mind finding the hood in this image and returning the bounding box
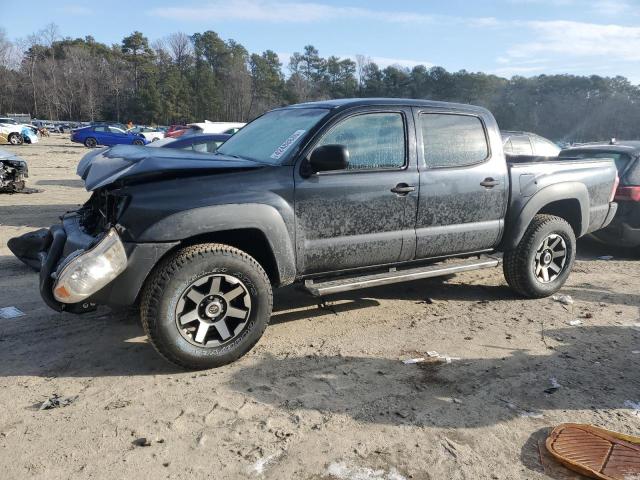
[77,144,265,191]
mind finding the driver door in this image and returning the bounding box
[294,108,419,274]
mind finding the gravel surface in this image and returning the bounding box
[0,136,639,480]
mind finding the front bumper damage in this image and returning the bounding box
[8,212,178,313]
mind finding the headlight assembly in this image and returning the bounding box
[53,229,127,303]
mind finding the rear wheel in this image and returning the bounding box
[503,214,576,298]
[140,243,273,369]
[8,133,23,145]
[84,137,97,148]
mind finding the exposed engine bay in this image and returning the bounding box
[0,149,29,192]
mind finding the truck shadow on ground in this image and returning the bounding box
[227,325,640,429]
[0,271,637,379]
[36,179,85,188]
[576,236,639,260]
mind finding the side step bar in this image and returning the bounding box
[303,256,501,297]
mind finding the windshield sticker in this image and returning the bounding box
[270,130,306,160]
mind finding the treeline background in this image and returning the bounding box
[1,24,639,142]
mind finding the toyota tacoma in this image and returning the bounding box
[9,99,619,369]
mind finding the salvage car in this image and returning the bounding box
[0,148,28,192]
[502,130,561,157]
[127,126,165,143]
[154,133,231,152]
[0,123,24,145]
[560,141,640,248]
[9,98,619,369]
[71,124,148,148]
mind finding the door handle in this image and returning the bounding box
[390,183,416,195]
[480,178,500,188]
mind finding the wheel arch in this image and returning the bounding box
[503,182,589,250]
[137,203,296,286]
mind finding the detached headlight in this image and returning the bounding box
[53,229,127,303]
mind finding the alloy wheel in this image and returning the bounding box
[533,234,567,283]
[175,274,252,347]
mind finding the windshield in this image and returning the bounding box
[217,108,329,164]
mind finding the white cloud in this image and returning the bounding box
[60,4,92,15]
[149,0,499,27]
[507,20,640,61]
[371,56,434,69]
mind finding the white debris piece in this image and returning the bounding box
[426,351,461,364]
[402,358,425,365]
[327,462,407,480]
[253,452,282,475]
[567,319,583,326]
[552,295,574,305]
[598,255,614,260]
[632,351,640,355]
[624,400,640,417]
[0,306,25,319]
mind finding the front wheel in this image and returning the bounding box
[140,243,273,369]
[503,214,576,298]
[84,137,97,148]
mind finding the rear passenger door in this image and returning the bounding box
[414,110,509,259]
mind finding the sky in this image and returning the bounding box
[3,0,640,81]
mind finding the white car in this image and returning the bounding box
[127,126,165,142]
[0,123,24,145]
[187,121,245,135]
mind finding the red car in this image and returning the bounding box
[166,125,189,139]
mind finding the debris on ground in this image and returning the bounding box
[544,378,562,394]
[632,350,640,355]
[0,306,25,319]
[426,351,460,364]
[546,423,640,479]
[402,357,425,365]
[104,399,131,410]
[253,451,283,475]
[39,394,77,410]
[567,319,582,326]
[326,461,407,480]
[500,398,544,419]
[552,295,574,306]
[132,437,152,447]
[598,255,614,260]
[624,400,640,417]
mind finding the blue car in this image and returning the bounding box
[71,124,148,148]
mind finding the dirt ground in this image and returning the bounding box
[0,136,639,480]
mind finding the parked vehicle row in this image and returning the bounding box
[9,98,619,370]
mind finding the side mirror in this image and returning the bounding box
[308,144,349,174]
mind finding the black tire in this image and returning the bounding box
[84,137,97,148]
[8,132,23,145]
[140,243,273,369]
[503,214,576,298]
[133,139,144,146]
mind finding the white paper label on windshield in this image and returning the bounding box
[270,130,306,160]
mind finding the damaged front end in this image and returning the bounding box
[8,189,130,313]
[0,149,28,192]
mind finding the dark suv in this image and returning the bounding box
[561,141,640,248]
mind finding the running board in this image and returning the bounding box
[303,256,501,297]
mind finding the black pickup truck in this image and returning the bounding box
[9,99,619,369]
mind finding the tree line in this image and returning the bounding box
[1,24,640,142]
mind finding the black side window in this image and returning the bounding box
[421,114,489,168]
[316,112,406,170]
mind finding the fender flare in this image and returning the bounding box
[138,203,296,285]
[503,182,589,250]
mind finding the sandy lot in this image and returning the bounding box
[0,136,639,480]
